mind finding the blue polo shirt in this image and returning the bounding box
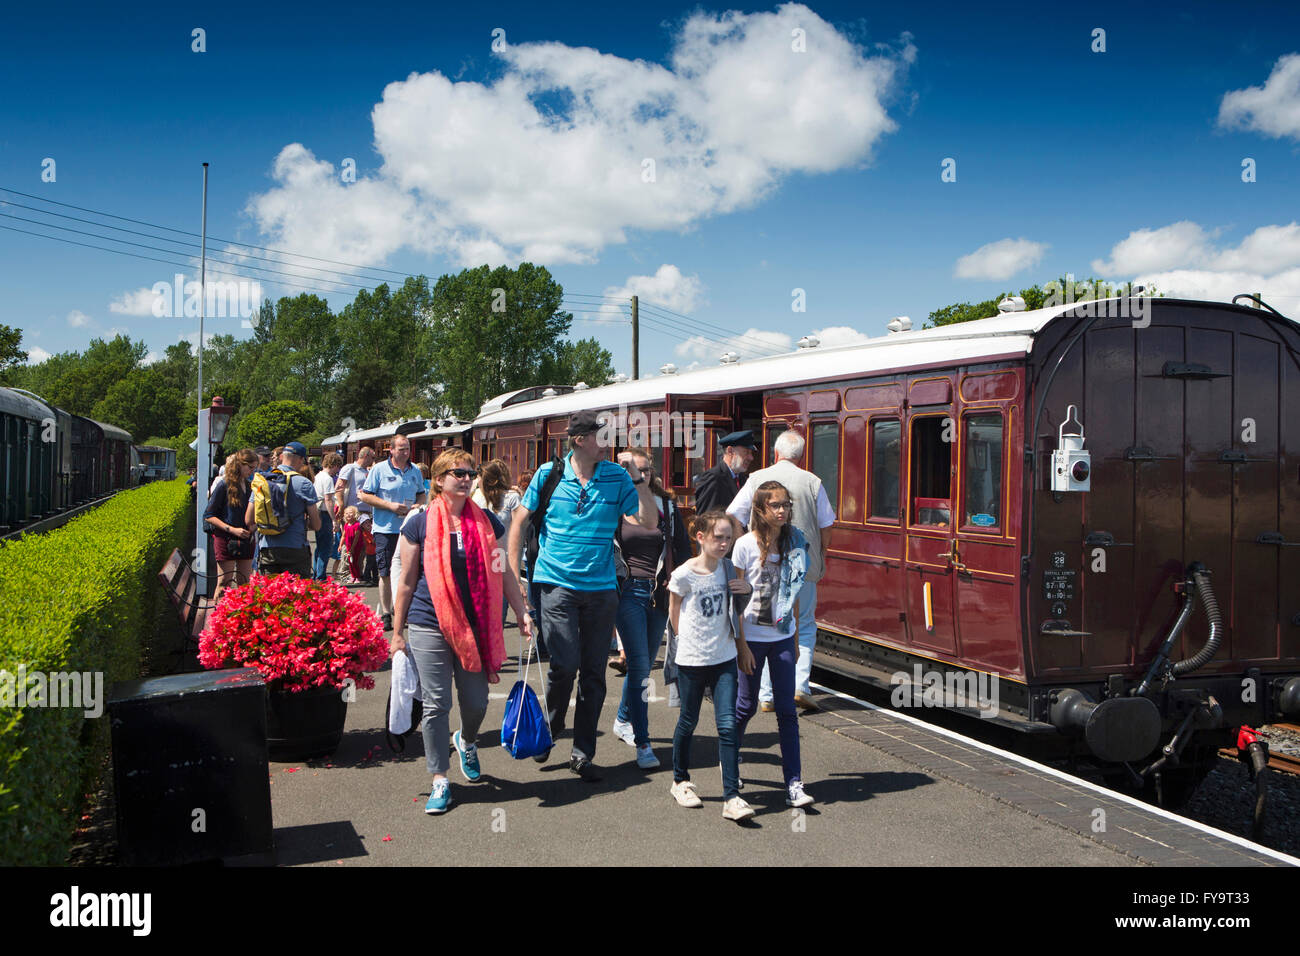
[524,453,640,591]
[362,458,424,534]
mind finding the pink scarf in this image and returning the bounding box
[424,495,505,678]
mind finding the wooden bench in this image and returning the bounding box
[158,548,209,653]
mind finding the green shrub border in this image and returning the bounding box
[0,478,194,865]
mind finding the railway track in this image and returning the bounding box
[1220,723,1300,776]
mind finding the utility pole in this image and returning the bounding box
[631,295,639,380]
[195,163,211,595]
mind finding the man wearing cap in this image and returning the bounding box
[727,429,835,713]
[506,409,659,781]
[694,429,756,537]
[359,434,425,631]
[248,441,321,578]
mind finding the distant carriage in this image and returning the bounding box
[469,297,1300,798]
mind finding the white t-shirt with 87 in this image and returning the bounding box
[668,562,736,667]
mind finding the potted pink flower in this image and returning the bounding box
[199,574,388,758]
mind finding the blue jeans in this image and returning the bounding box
[614,578,668,747]
[312,510,335,580]
[539,583,620,760]
[760,579,817,700]
[738,637,801,786]
[673,660,740,799]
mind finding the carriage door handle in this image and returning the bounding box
[936,543,968,573]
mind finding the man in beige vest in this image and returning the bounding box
[727,430,835,712]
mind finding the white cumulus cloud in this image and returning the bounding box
[675,326,792,363]
[1092,220,1300,304]
[602,264,706,316]
[1218,53,1300,141]
[66,310,92,328]
[246,6,914,268]
[26,346,51,364]
[1090,222,1213,275]
[110,287,161,317]
[954,238,1047,281]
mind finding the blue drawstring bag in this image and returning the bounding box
[501,635,552,759]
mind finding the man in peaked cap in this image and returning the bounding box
[693,429,757,535]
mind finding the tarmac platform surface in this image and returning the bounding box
[265,635,1157,867]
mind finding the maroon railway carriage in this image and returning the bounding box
[472,297,1300,796]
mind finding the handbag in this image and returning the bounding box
[500,628,553,759]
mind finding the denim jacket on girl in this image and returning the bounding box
[772,526,809,625]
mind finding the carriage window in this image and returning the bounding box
[811,421,839,512]
[909,416,951,526]
[765,422,789,468]
[869,419,900,520]
[963,413,1003,530]
[528,442,536,471]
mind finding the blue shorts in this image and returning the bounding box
[374,531,400,577]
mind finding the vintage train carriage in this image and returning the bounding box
[135,444,177,483]
[0,387,59,531]
[471,297,1300,791]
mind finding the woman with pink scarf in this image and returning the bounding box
[392,448,533,814]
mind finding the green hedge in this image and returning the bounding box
[0,478,194,865]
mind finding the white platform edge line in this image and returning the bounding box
[809,680,1300,867]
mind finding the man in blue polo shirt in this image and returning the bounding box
[507,409,658,781]
[359,434,426,631]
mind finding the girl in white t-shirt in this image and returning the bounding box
[731,481,814,809]
[666,510,756,822]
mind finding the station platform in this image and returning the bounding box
[262,630,1291,868]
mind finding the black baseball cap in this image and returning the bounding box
[254,446,272,456]
[568,409,606,436]
[718,429,757,450]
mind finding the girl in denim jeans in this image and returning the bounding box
[667,510,756,822]
[609,448,692,769]
[731,481,815,809]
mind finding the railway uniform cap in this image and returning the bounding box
[283,441,308,458]
[718,429,757,450]
[567,409,606,436]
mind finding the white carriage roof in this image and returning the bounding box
[473,303,1081,428]
[0,387,54,421]
[320,418,427,445]
[406,422,472,440]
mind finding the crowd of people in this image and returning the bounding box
[200,414,837,824]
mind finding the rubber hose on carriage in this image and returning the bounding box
[1171,564,1221,677]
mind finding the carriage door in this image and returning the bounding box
[903,377,959,655]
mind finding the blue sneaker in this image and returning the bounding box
[425,779,451,814]
[454,730,481,782]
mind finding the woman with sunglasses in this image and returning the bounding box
[391,449,533,814]
[608,447,693,769]
[730,480,815,808]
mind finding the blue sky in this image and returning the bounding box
[3,0,1298,381]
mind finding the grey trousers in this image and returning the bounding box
[406,623,489,777]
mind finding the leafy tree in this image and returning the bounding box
[236,399,316,449]
[537,337,615,388]
[0,324,25,385]
[42,335,147,415]
[427,263,571,418]
[926,276,1157,328]
[92,366,188,441]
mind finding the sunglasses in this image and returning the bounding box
[444,468,477,479]
[576,484,590,515]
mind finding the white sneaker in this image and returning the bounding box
[636,744,660,769]
[722,796,756,822]
[670,780,703,808]
[612,718,636,746]
[786,779,814,808]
